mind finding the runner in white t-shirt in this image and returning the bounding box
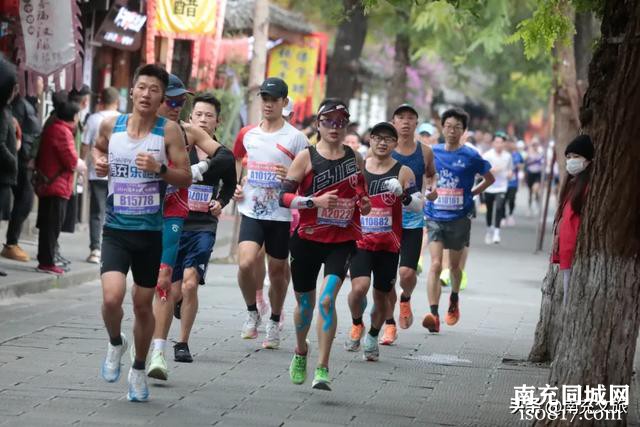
[80,87,121,264]
[233,78,309,347]
[482,132,513,244]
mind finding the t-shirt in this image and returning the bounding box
[509,151,524,188]
[236,121,309,221]
[82,110,120,181]
[425,143,491,222]
[483,148,513,194]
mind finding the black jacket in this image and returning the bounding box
[0,107,17,186]
[11,96,40,161]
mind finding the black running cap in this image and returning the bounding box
[371,122,398,140]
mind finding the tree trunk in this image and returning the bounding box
[325,0,368,102]
[528,0,580,363]
[385,12,410,119]
[574,11,597,84]
[528,265,563,362]
[537,1,640,425]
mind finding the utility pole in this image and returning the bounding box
[228,0,270,260]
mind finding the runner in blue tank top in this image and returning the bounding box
[92,65,192,402]
[378,104,437,345]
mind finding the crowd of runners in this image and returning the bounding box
[93,64,548,401]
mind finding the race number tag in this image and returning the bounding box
[188,184,214,212]
[434,188,464,211]
[113,182,160,215]
[361,207,392,233]
[318,198,355,228]
[247,161,279,188]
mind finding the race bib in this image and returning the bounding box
[188,184,214,212]
[113,182,160,215]
[434,188,464,211]
[361,207,392,233]
[318,198,355,228]
[247,161,279,188]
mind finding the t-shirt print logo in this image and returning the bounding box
[453,159,466,168]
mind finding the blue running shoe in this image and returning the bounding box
[127,368,149,402]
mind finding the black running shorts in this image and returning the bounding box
[238,215,290,260]
[289,232,356,293]
[399,227,423,270]
[350,249,400,293]
[101,227,163,288]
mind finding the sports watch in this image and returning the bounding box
[305,198,315,208]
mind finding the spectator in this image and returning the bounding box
[80,87,119,264]
[2,85,42,262]
[0,56,18,276]
[34,91,86,275]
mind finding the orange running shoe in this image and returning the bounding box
[444,299,460,326]
[398,301,414,329]
[344,323,365,352]
[379,324,397,345]
[422,313,440,333]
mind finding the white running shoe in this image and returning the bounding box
[363,333,379,361]
[241,311,261,339]
[127,368,149,402]
[101,334,128,382]
[506,216,516,227]
[257,297,270,318]
[493,228,501,244]
[262,320,281,349]
[484,230,493,245]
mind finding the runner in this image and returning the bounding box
[93,64,191,401]
[482,132,513,244]
[525,138,544,215]
[279,99,371,390]
[422,108,494,333]
[505,137,524,226]
[381,104,436,345]
[147,93,236,380]
[155,74,221,293]
[233,77,308,347]
[344,122,423,360]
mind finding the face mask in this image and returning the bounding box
[566,158,587,176]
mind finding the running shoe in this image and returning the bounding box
[86,249,100,264]
[493,229,501,244]
[174,342,193,363]
[444,299,460,326]
[289,340,310,385]
[147,349,168,380]
[398,300,413,329]
[257,296,270,318]
[101,333,128,382]
[460,270,468,291]
[507,216,516,227]
[416,255,424,275]
[174,298,182,319]
[484,230,493,245]
[127,368,149,402]
[422,313,440,333]
[263,320,280,349]
[379,324,397,345]
[439,268,451,287]
[344,323,365,352]
[363,334,379,361]
[312,366,331,391]
[241,311,261,339]
[36,264,65,276]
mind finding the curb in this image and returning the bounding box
[0,267,100,300]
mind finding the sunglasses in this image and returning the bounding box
[165,98,186,109]
[319,118,349,129]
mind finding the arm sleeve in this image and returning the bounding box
[212,147,237,208]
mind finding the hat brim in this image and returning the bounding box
[258,90,287,98]
[165,88,193,97]
[393,105,418,117]
[371,122,398,139]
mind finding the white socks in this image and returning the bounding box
[153,339,166,353]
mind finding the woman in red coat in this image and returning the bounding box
[552,134,594,305]
[35,92,85,275]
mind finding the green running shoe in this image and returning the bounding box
[147,349,168,380]
[439,268,451,287]
[289,341,310,385]
[460,270,468,290]
[311,366,331,391]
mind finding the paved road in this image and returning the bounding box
[0,215,558,426]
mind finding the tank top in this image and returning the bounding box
[163,123,190,219]
[357,162,403,253]
[297,145,365,243]
[105,114,168,231]
[391,142,425,229]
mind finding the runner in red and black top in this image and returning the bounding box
[279,99,371,391]
[344,122,423,361]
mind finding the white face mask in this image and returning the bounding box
[566,157,587,176]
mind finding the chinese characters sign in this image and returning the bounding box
[267,37,320,102]
[155,0,217,37]
[19,0,76,75]
[96,2,147,51]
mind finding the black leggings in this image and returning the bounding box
[485,192,506,228]
[505,187,517,216]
